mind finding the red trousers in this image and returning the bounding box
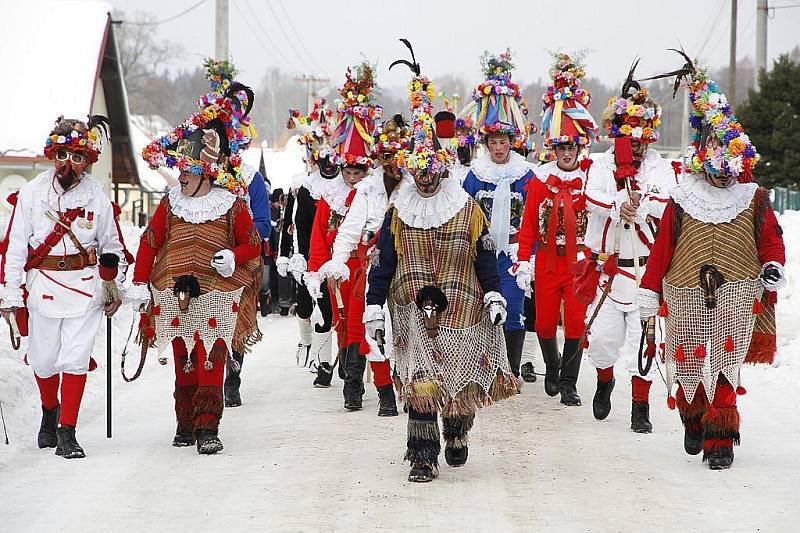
[534,253,588,338]
[172,338,226,431]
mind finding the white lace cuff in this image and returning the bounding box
[0,286,24,308]
[483,291,507,308]
[287,253,307,275]
[211,248,236,277]
[637,288,660,319]
[363,304,384,323]
[276,256,289,267]
[513,261,533,276]
[761,261,787,291]
[319,259,350,282]
[125,283,151,301]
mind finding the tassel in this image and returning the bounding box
[694,344,707,359]
[645,342,656,357]
[675,345,686,362]
[88,358,97,371]
[146,327,155,339]
[171,316,180,328]
[752,298,764,315]
[232,301,239,313]
[193,330,201,343]
[209,317,217,328]
[736,385,747,395]
[724,336,735,353]
[152,305,161,316]
[667,396,676,410]
[657,301,669,317]
[659,342,665,351]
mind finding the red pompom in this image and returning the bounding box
[6,191,18,207]
[232,301,239,312]
[675,345,686,362]
[152,305,161,316]
[752,298,764,315]
[88,358,97,372]
[171,316,180,328]
[657,301,669,317]
[659,342,665,351]
[736,385,747,396]
[209,317,217,328]
[645,342,656,357]
[579,158,593,172]
[582,338,590,349]
[667,396,676,410]
[693,344,707,359]
[724,336,735,353]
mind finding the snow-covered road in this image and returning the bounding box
[0,310,798,532]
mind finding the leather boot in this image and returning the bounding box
[537,336,561,397]
[503,329,525,379]
[38,404,60,449]
[377,384,399,416]
[592,378,615,420]
[559,338,583,406]
[55,426,85,459]
[343,343,366,410]
[630,401,653,433]
[224,351,244,408]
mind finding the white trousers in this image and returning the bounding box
[27,307,104,378]
[586,304,658,382]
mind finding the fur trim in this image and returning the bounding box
[702,405,741,445]
[193,385,224,432]
[442,413,475,449]
[745,331,776,364]
[405,419,441,467]
[404,373,519,417]
[174,385,197,434]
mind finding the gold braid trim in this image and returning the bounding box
[467,201,488,261]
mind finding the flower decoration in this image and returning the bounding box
[372,115,412,156]
[603,88,662,143]
[684,66,758,180]
[287,98,336,168]
[331,60,383,166]
[540,51,599,149]
[44,117,107,163]
[472,48,530,142]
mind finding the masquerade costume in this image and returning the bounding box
[637,57,784,469]
[366,42,515,482]
[131,62,262,454]
[0,115,130,459]
[461,50,534,380]
[515,52,599,406]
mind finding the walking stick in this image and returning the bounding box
[99,253,121,440]
[0,400,9,445]
[107,315,112,438]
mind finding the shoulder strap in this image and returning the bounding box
[24,208,83,270]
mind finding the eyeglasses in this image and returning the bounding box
[54,150,87,164]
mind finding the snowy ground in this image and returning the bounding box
[1,218,799,532]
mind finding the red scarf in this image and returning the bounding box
[544,174,582,272]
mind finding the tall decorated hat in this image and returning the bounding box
[372,113,412,160]
[287,98,336,171]
[141,58,255,196]
[389,40,455,176]
[539,51,599,159]
[44,115,110,164]
[470,49,530,143]
[330,61,383,167]
[602,60,662,144]
[437,92,478,152]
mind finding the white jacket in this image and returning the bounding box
[0,170,128,318]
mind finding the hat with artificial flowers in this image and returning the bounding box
[44,115,110,164]
[287,98,336,171]
[470,49,530,143]
[330,61,383,167]
[540,51,599,150]
[602,60,662,144]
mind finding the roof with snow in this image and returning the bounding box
[0,1,139,185]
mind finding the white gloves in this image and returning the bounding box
[484,291,507,326]
[211,249,236,278]
[760,261,786,291]
[363,304,385,341]
[513,261,534,291]
[276,256,289,277]
[305,271,323,300]
[318,259,351,283]
[287,253,308,284]
[125,283,151,311]
[637,288,660,320]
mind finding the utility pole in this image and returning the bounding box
[294,75,330,114]
[681,88,690,158]
[215,0,229,61]
[729,0,738,106]
[755,0,768,90]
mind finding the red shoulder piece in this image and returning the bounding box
[579,158,593,173]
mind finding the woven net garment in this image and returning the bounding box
[663,278,763,403]
[391,302,516,416]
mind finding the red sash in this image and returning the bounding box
[24,208,83,271]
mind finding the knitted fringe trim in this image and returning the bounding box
[442,413,475,448]
[408,419,440,442]
[174,385,197,434]
[676,384,707,420]
[702,406,741,445]
[193,385,223,431]
[404,440,441,468]
[744,331,776,365]
[405,373,519,417]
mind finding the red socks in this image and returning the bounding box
[35,373,60,409]
[631,376,652,403]
[370,360,393,388]
[59,373,87,427]
[596,366,614,383]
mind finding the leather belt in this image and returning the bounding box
[36,253,91,271]
[545,244,586,257]
[590,252,648,268]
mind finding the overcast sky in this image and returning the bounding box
[107,0,800,92]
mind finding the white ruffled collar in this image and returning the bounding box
[44,169,102,210]
[168,186,237,224]
[671,173,759,224]
[392,177,470,229]
[321,175,354,215]
[535,160,586,192]
[303,170,331,200]
[469,151,531,184]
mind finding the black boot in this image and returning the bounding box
[707,446,734,470]
[559,339,583,406]
[196,429,224,454]
[538,336,561,397]
[224,351,244,408]
[406,407,440,482]
[38,404,60,449]
[377,384,399,416]
[592,378,615,420]
[630,401,653,433]
[520,362,537,383]
[55,426,85,459]
[343,344,366,411]
[503,329,525,379]
[337,347,348,381]
[259,290,269,317]
[313,362,333,388]
[408,460,438,482]
[442,413,474,467]
[682,416,704,455]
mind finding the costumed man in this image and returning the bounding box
[461,49,534,383]
[578,64,679,431]
[280,99,338,382]
[316,113,411,416]
[130,77,262,454]
[637,55,785,469]
[434,93,474,184]
[0,116,130,459]
[515,52,599,406]
[200,59,271,409]
[304,60,382,403]
[366,42,515,482]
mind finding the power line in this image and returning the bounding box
[697,0,730,58]
[261,0,317,72]
[275,0,328,76]
[121,0,208,26]
[231,0,291,71]
[240,0,296,71]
